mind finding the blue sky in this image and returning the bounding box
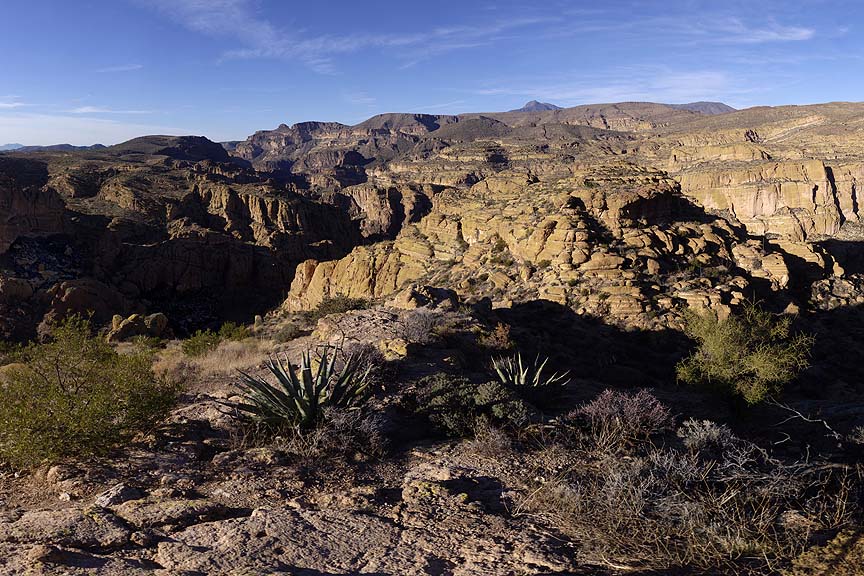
[0,0,861,145]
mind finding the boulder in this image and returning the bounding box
[106,312,172,343]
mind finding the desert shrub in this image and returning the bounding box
[218,321,250,342]
[0,340,23,365]
[130,335,165,351]
[395,309,441,345]
[569,389,673,453]
[465,420,513,459]
[492,352,569,403]
[676,302,814,404]
[492,234,508,252]
[322,407,390,457]
[416,373,534,437]
[304,295,369,322]
[478,322,513,352]
[182,322,251,358]
[261,407,389,461]
[338,342,390,388]
[849,426,864,446]
[518,420,859,573]
[229,346,371,431]
[182,329,221,357]
[676,418,738,454]
[0,316,178,468]
[274,322,302,343]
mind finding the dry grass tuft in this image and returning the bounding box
[192,338,272,377]
[154,337,272,384]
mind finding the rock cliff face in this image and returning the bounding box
[0,138,360,337]
[4,101,864,337]
[0,157,64,252]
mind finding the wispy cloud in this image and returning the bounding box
[70,106,153,115]
[0,95,28,109]
[96,64,144,73]
[542,11,816,46]
[343,91,377,106]
[413,99,468,112]
[140,0,553,73]
[707,18,815,44]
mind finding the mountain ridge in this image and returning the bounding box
[510,100,563,112]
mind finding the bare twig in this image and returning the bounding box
[768,397,844,444]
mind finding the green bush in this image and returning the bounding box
[182,322,251,357]
[676,303,814,404]
[0,316,178,468]
[304,295,369,322]
[130,335,165,351]
[182,329,221,357]
[416,373,534,437]
[218,321,250,342]
[230,346,371,431]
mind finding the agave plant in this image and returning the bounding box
[232,347,371,430]
[492,352,570,391]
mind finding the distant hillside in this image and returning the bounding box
[0,143,24,151]
[15,143,107,153]
[667,102,736,115]
[510,100,563,112]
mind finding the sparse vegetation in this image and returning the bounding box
[182,321,252,358]
[0,316,178,468]
[395,309,441,345]
[218,321,251,342]
[569,389,673,453]
[230,347,371,432]
[478,322,513,352]
[182,328,221,357]
[520,411,859,573]
[414,373,534,437]
[303,295,369,322]
[676,302,814,404]
[492,352,569,401]
[274,322,302,343]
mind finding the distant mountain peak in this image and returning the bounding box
[667,102,736,115]
[510,100,563,112]
[0,143,24,151]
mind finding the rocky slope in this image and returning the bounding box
[0,136,360,338]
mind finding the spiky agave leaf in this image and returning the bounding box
[492,352,570,389]
[229,346,372,430]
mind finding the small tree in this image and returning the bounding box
[676,303,813,404]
